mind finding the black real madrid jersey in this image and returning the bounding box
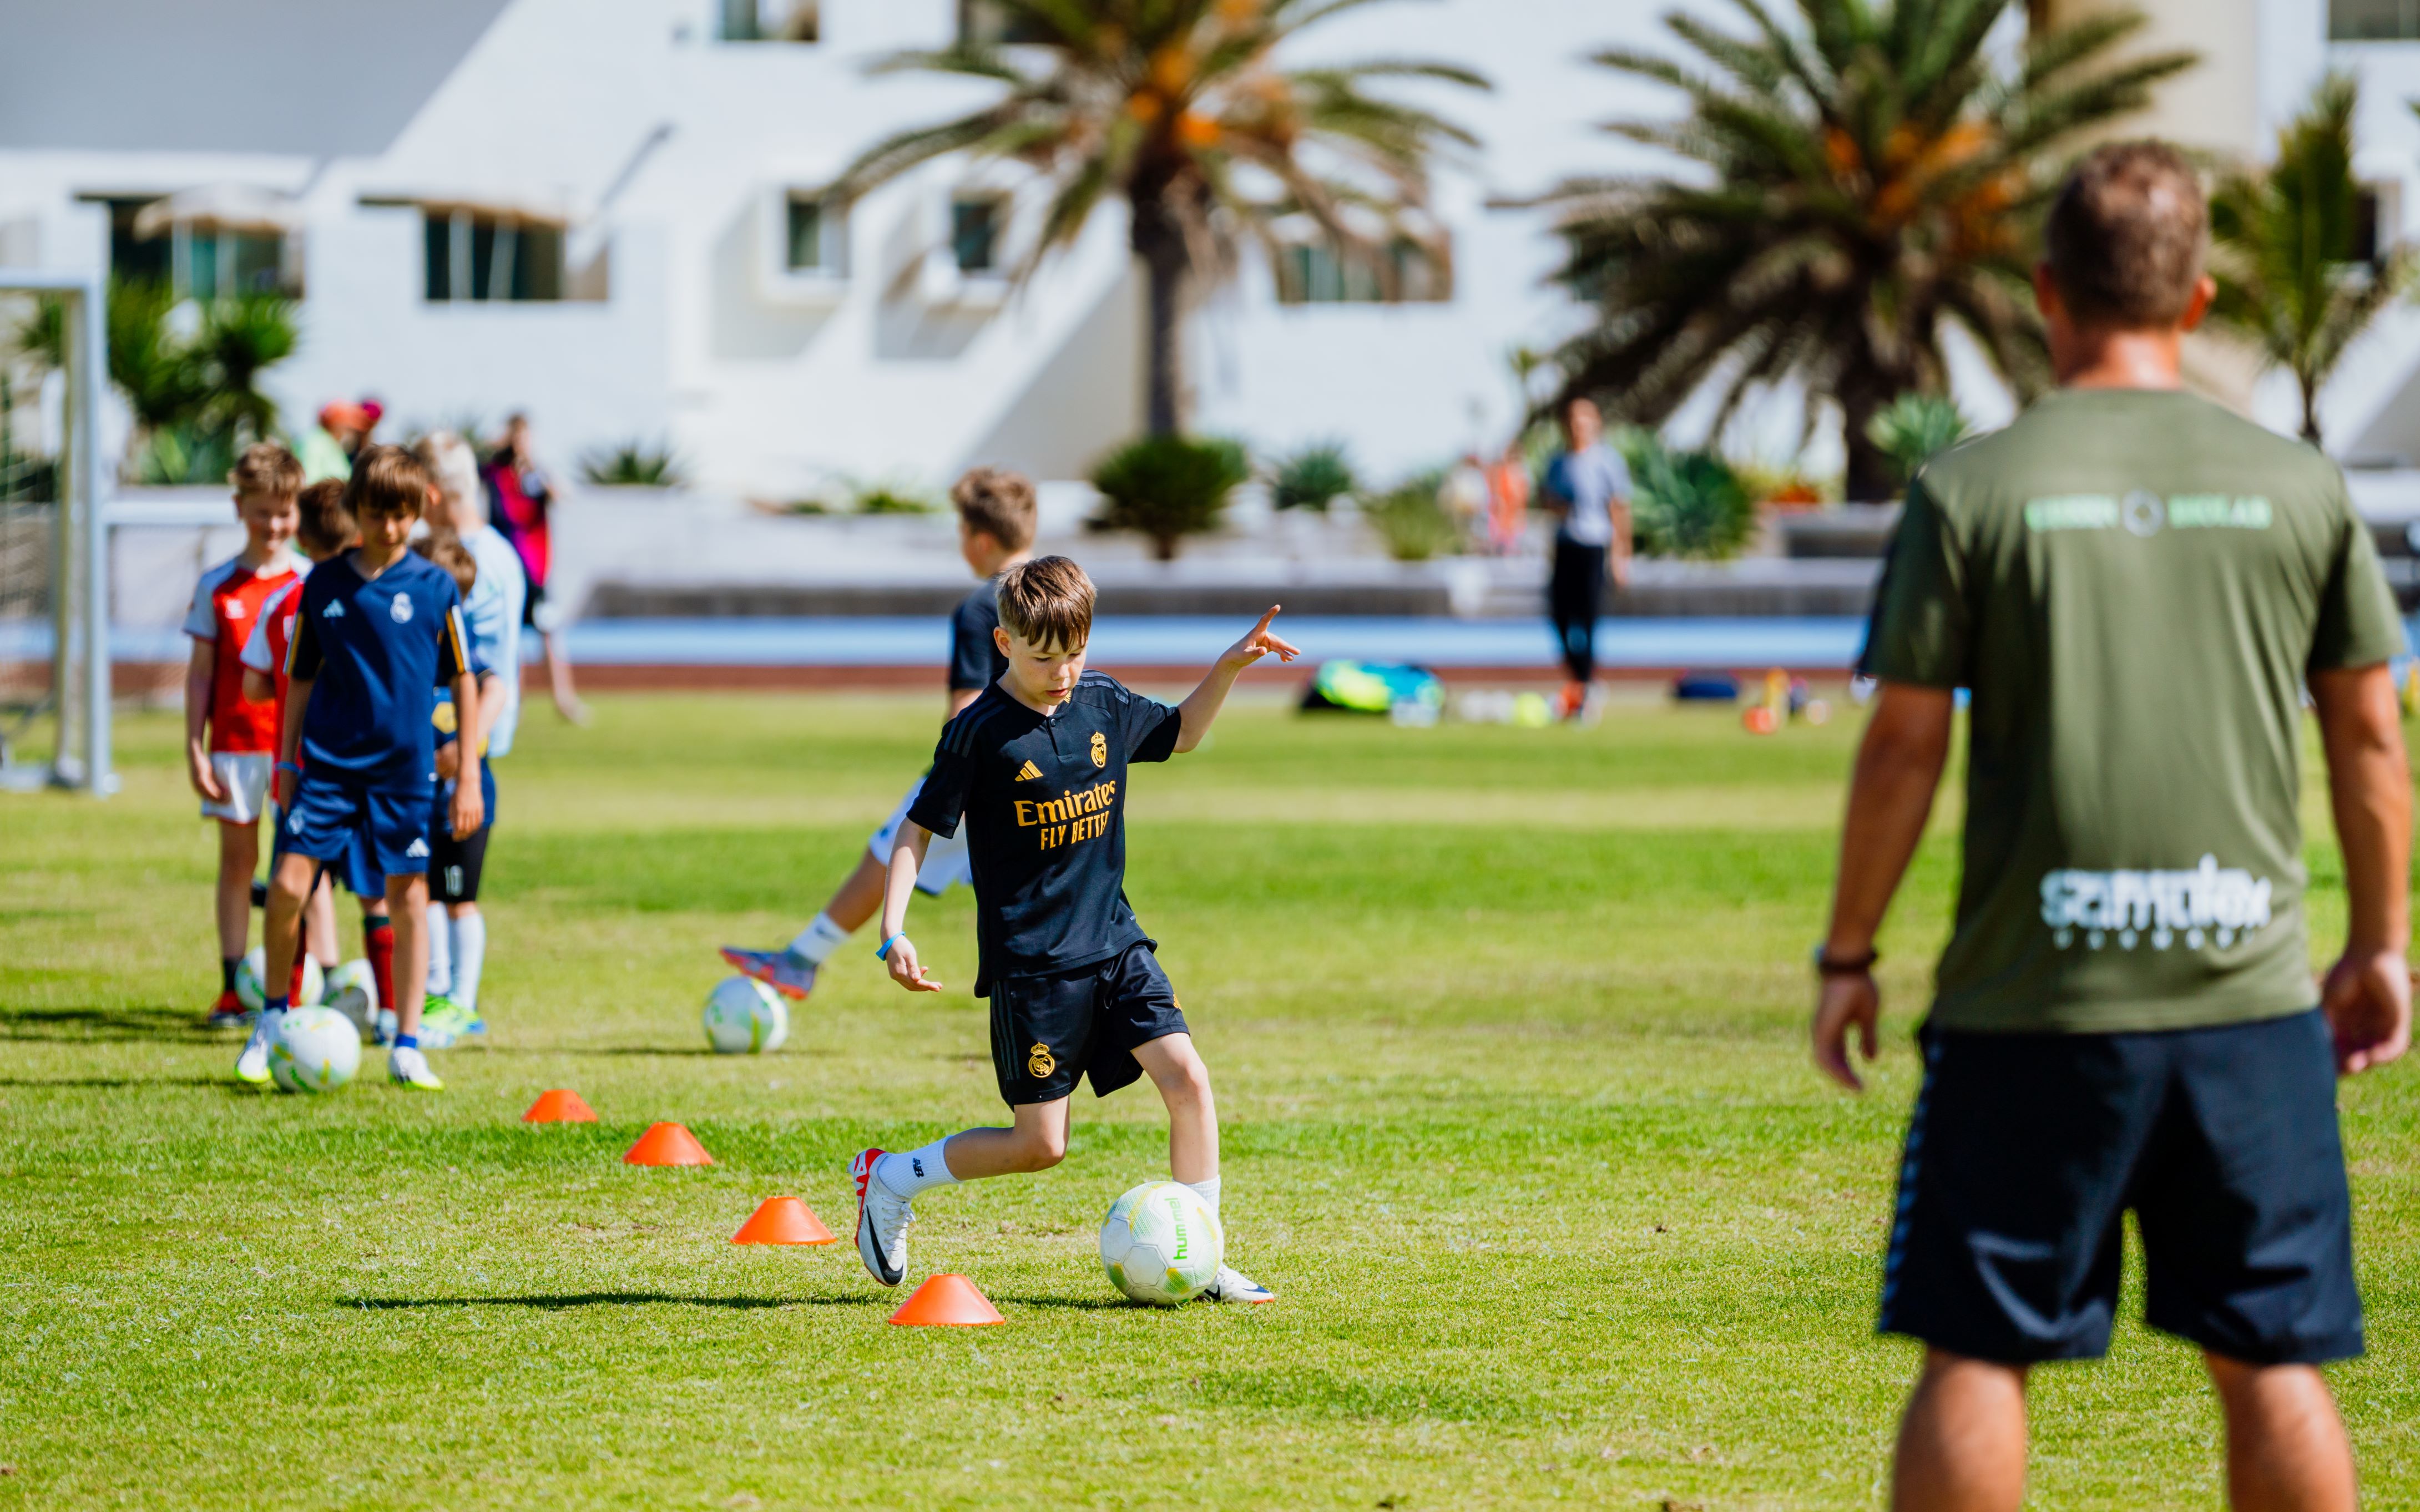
[911,671,1183,995]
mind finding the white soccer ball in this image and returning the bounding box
[1099,1181,1224,1306]
[268,1006,362,1094]
[701,975,788,1055]
[322,958,380,1031]
[235,948,323,1014]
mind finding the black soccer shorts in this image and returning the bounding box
[1879,1009,2362,1367]
[987,942,1189,1105]
[430,823,489,904]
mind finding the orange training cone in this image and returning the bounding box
[522,1089,598,1124]
[732,1196,837,1246]
[888,1273,1006,1327]
[623,1122,714,1166]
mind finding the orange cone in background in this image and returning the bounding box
[888,1273,1006,1327]
[732,1196,837,1246]
[522,1089,598,1124]
[623,1122,714,1166]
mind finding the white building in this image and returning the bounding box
[7,0,2420,493]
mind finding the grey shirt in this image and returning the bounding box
[1542,444,1631,548]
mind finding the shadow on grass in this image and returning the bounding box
[472,1046,716,1058]
[0,1074,221,1089]
[0,1005,219,1045]
[343,1292,877,1311]
[993,1296,1135,1312]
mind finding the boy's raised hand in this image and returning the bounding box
[1217,606,1301,674]
[886,936,943,993]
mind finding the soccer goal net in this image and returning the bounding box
[0,272,109,795]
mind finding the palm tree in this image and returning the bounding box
[836,0,1486,436]
[2206,75,2410,447]
[1540,0,2193,500]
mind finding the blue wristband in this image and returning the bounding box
[275,761,302,776]
[876,933,907,961]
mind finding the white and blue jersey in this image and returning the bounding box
[457,522,526,757]
[286,550,471,793]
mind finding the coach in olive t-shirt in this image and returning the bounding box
[1865,386,2406,1033]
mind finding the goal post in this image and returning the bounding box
[0,269,110,796]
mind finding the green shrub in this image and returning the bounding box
[1614,431,1755,560]
[579,440,688,488]
[1361,469,1461,562]
[1268,441,1356,512]
[1090,434,1249,560]
[1865,393,1970,490]
[852,481,939,514]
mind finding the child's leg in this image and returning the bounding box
[260,850,320,1006]
[304,873,340,970]
[425,901,453,1000]
[385,874,430,1039]
[214,819,259,975]
[361,901,394,1018]
[448,902,486,1012]
[1135,1033,1219,1187]
[913,1098,1075,1182]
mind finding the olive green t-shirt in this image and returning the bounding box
[1865,387,2406,1033]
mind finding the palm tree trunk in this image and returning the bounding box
[2300,373,2323,447]
[1131,194,1189,437]
[1839,382,1897,504]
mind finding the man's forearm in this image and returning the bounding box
[1824,686,1954,954]
[2315,665,2412,953]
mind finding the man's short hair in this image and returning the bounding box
[952,467,1038,553]
[996,555,1094,651]
[413,528,478,595]
[2044,140,2208,329]
[231,443,302,502]
[295,479,354,556]
[345,444,430,519]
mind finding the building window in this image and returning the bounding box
[951,196,1004,273]
[101,198,297,297]
[786,193,842,272]
[959,1,1052,44]
[721,0,818,41]
[2331,0,2420,38]
[422,211,564,302]
[1274,236,1451,305]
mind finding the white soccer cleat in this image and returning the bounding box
[1200,1265,1274,1305]
[233,1009,284,1085]
[386,1045,444,1091]
[850,1147,912,1287]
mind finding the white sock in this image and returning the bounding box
[425,909,453,998]
[451,912,487,1013]
[1185,1175,1222,1219]
[786,912,852,967]
[877,1139,960,1199]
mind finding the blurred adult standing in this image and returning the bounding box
[1817,142,2408,1510]
[484,413,587,724]
[415,433,525,754]
[1536,397,1631,721]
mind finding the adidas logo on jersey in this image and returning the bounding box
[1013,760,1043,781]
[323,600,346,618]
[406,838,430,859]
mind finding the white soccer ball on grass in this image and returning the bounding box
[322,958,379,1030]
[268,1007,363,1094]
[701,975,789,1055]
[235,948,323,1014]
[1099,1181,1224,1305]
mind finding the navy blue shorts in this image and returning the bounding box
[276,773,431,882]
[988,942,1189,1105]
[1880,1009,2362,1367]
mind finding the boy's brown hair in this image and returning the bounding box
[996,554,1094,651]
[295,479,354,557]
[412,528,479,596]
[345,444,430,519]
[2044,140,2207,330]
[230,442,302,502]
[952,467,1038,553]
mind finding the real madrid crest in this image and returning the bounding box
[1027,1041,1055,1078]
[390,593,414,624]
[1089,731,1107,768]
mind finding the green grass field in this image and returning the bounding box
[2,691,2414,1509]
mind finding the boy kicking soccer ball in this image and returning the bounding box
[240,446,481,1091]
[720,467,1035,998]
[853,556,1296,1304]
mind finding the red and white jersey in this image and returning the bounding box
[240,570,307,735]
[183,553,299,754]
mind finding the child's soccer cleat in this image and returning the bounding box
[1200,1266,1275,1305]
[416,997,479,1048]
[720,946,817,1001]
[373,1009,399,1047]
[849,1148,912,1287]
[386,1046,444,1091]
[233,1009,283,1085]
[206,990,251,1030]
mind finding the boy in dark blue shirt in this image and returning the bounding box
[853,556,1297,1304]
[242,447,481,1091]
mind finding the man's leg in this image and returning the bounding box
[2206,1354,2357,1512]
[542,629,588,724]
[1892,1349,2029,1512]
